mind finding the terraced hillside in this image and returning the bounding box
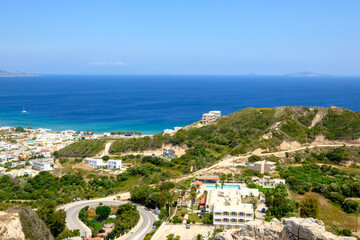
[54,139,105,158]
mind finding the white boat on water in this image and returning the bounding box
[22,107,28,114]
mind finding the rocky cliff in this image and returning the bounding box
[214,218,356,240]
[0,211,25,240]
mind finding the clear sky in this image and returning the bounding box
[1,0,359,75]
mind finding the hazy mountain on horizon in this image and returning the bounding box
[285,71,334,77]
[0,70,39,77]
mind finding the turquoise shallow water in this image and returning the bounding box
[0,75,359,134]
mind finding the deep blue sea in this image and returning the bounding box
[0,75,359,134]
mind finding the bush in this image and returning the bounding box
[172,216,182,224]
[248,155,261,163]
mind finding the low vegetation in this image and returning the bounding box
[79,203,139,240]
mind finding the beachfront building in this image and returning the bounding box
[108,160,122,169]
[32,160,51,171]
[197,175,219,184]
[163,147,176,159]
[205,189,254,229]
[247,160,276,174]
[252,176,285,188]
[202,111,221,124]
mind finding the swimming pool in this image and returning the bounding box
[206,185,240,190]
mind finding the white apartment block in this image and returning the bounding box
[108,160,122,169]
[32,160,51,171]
[205,189,254,230]
[247,160,276,174]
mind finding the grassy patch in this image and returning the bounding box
[292,192,358,231]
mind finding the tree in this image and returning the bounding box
[48,209,66,237]
[220,175,226,189]
[342,199,358,213]
[190,185,197,214]
[167,234,174,240]
[15,126,25,132]
[299,197,319,218]
[96,206,111,220]
[248,155,261,163]
[215,183,218,189]
[102,155,110,161]
[193,234,205,240]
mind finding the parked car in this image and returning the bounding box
[186,224,190,229]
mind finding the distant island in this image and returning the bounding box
[0,70,39,77]
[285,71,334,77]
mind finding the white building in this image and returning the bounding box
[239,188,259,197]
[87,158,107,168]
[247,160,276,174]
[252,176,286,188]
[85,158,122,169]
[108,160,122,169]
[163,148,176,159]
[205,189,254,230]
[32,160,51,171]
[202,111,222,124]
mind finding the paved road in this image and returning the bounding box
[61,198,157,239]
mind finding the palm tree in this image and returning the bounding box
[193,234,205,240]
[215,183,218,189]
[221,181,225,189]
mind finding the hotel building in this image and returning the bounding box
[205,189,254,230]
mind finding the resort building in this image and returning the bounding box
[197,175,219,183]
[205,189,254,229]
[163,147,176,159]
[202,111,221,124]
[247,160,276,174]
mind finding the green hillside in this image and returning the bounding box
[108,106,360,172]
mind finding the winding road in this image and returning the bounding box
[60,196,157,239]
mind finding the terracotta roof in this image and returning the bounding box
[200,197,206,204]
[198,176,219,180]
[193,180,202,186]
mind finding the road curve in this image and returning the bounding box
[61,199,157,239]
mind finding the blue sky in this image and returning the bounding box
[1,0,359,75]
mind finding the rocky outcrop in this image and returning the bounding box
[0,211,25,240]
[214,218,356,240]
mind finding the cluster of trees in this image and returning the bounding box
[280,164,360,213]
[264,184,298,220]
[54,139,105,158]
[130,181,174,210]
[106,203,140,240]
[36,201,66,238]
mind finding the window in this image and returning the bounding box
[238,219,245,223]
[231,219,236,222]
[223,212,229,216]
[231,212,236,216]
[223,218,229,222]
[239,212,244,216]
